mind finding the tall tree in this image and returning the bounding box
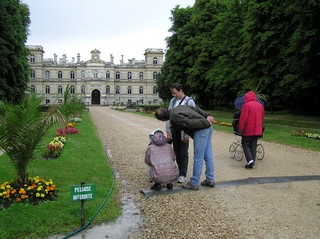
[0,0,30,103]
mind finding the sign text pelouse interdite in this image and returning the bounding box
[70,184,96,202]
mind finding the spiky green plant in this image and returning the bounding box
[0,94,67,183]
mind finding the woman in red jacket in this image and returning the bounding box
[238,91,265,169]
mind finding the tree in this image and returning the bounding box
[0,0,30,103]
[0,94,66,183]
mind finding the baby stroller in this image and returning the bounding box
[229,99,265,161]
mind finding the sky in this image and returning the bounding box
[22,0,195,63]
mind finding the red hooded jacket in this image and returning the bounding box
[238,91,265,136]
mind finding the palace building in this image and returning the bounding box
[27,45,164,106]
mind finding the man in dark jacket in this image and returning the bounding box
[155,105,215,190]
[238,91,265,169]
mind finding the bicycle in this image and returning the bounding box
[229,133,265,161]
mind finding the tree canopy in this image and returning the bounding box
[0,0,30,103]
[158,0,320,115]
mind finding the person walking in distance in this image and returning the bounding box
[238,90,265,169]
[166,83,196,183]
[155,105,215,191]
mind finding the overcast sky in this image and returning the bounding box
[22,0,195,63]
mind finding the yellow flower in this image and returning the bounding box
[36,193,40,197]
[41,194,45,198]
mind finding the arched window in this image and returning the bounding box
[153,71,158,80]
[115,86,120,94]
[58,71,62,79]
[31,70,35,79]
[58,85,63,94]
[93,70,98,78]
[81,85,85,94]
[31,85,36,93]
[30,55,35,63]
[153,57,158,65]
[127,71,132,80]
[115,71,120,79]
[127,86,132,94]
[139,72,144,80]
[153,86,157,94]
[45,85,50,94]
[70,71,75,79]
[81,70,85,78]
[106,71,110,79]
[45,70,50,79]
[139,86,144,94]
[70,85,75,94]
[106,85,110,94]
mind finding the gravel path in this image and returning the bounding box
[89,106,320,239]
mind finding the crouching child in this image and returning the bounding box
[145,130,179,190]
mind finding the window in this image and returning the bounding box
[58,85,63,94]
[70,85,75,94]
[115,71,120,79]
[115,86,120,94]
[30,55,35,63]
[81,70,85,78]
[58,99,63,104]
[45,70,50,79]
[139,72,143,80]
[31,85,36,93]
[45,99,50,104]
[153,86,157,94]
[93,70,98,78]
[153,57,158,65]
[31,70,35,79]
[127,86,132,94]
[81,85,85,94]
[106,71,110,79]
[139,86,144,94]
[153,71,158,80]
[127,71,132,80]
[58,71,62,79]
[45,85,50,94]
[70,71,75,79]
[106,85,110,94]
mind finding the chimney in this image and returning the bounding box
[77,53,80,63]
[110,54,114,64]
[54,53,57,62]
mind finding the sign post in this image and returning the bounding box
[70,182,96,226]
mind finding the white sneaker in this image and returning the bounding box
[177,176,187,183]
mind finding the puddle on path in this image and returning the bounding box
[69,194,142,239]
[49,194,142,239]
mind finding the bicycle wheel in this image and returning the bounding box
[256,143,265,160]
[235,144,243,161]
[229,143,236,158]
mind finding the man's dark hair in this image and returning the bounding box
[170,83,184,92]
[155,108,169,121]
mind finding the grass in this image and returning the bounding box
[209,110,320,151]
[0,112,121,239]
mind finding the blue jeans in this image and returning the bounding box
[190,126,214,186]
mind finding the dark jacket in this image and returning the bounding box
[169,105,211,138]
[238,91,265,136]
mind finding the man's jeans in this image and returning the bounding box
[190,126,214,186]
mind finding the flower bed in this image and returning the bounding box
[290,130,320,140]
[0,176,57,209]
[43,136,67,159]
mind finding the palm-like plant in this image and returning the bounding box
[0,94,67,183]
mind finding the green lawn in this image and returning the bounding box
[0,112,121,239]
[209,110,320,151]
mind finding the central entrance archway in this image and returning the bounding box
[91,89,101,105]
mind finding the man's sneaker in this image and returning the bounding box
[245,160,254,169]
[201,179,215,187]
[182,181,199,191]
[177,176,187,183]
[167,183,173,190]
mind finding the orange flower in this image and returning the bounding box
[19,188,26,195]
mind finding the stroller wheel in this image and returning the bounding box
[229,144,236,158]
[235,145,243,161]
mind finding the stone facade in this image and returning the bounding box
[27,45,163,106]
